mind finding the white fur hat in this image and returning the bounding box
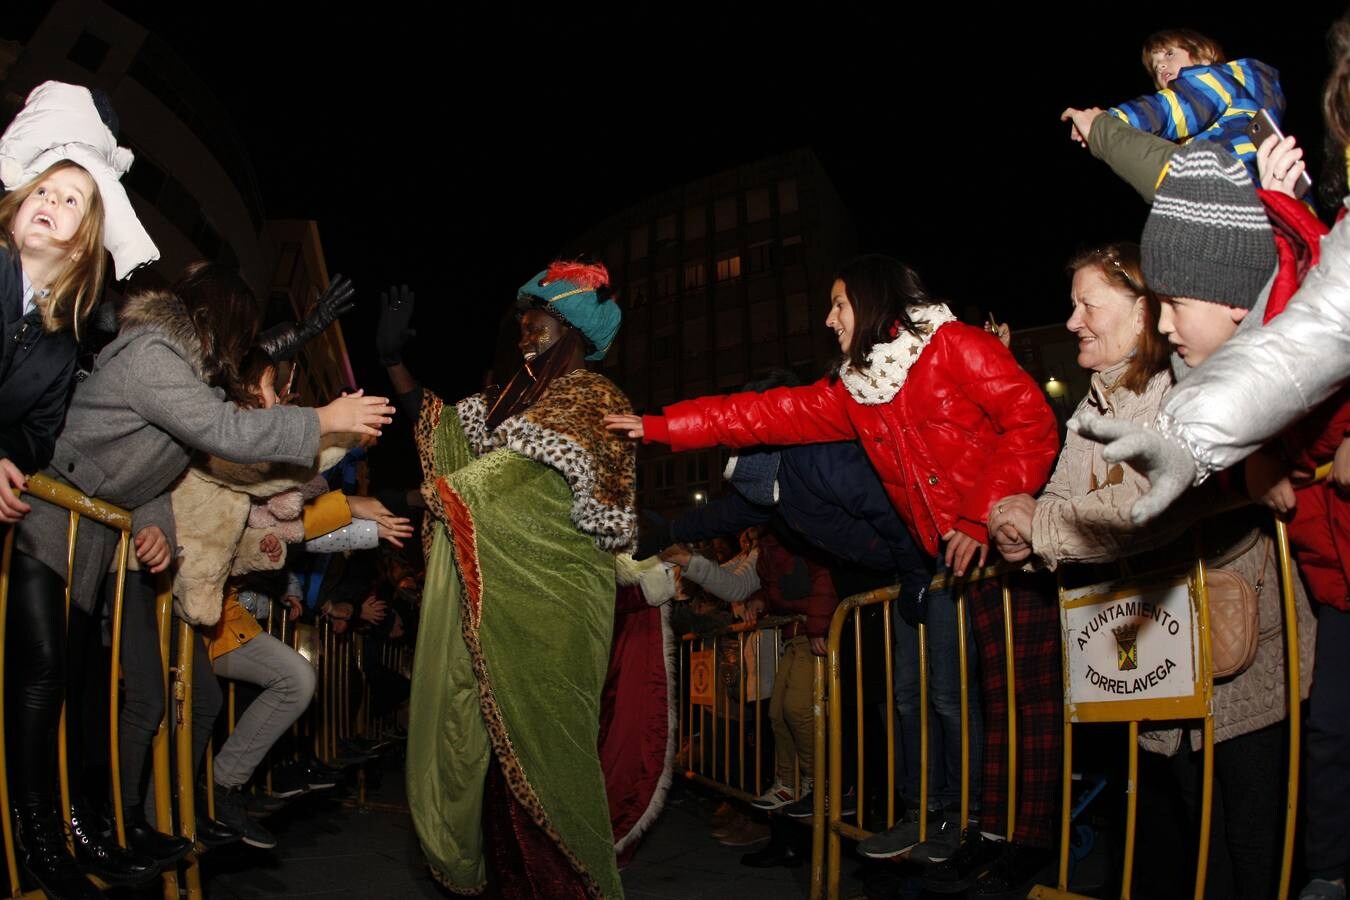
[0,81,159,279]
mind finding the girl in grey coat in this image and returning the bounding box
[8,262,391,898]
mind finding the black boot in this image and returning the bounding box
[68,802,158,886]
[15,803,101,900]
[124,816,192,867]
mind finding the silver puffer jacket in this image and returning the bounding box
[1159,200,1350,481]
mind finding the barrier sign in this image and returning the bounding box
[1061,575,1204,722]
[690,649,715,706]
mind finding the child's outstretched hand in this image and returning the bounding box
[1061,107,1104,147]
[605,414,644,439]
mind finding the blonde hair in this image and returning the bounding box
[0,160,107,340]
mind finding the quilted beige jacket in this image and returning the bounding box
[1032,361,1314,753]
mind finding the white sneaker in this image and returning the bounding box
[750,780,798,810]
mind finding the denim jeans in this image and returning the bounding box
[892,581,983,809]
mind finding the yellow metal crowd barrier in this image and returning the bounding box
[0,474,134,898]
[0,475,411,898]
[676,614,829,897]
[811,506,1312,899]
[672,485,1319,900]
[822,563,1013,900]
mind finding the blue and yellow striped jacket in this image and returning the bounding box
[1109,58,1285,182]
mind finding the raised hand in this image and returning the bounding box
[1070,411,1198,524]
[376,284,417,367]
[1061,107,1104,147]
[257,274,357,362]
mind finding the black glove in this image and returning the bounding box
[257,274,357,362]
[635,509,673,561]
[376,284,416,367]
[896,585,928,628]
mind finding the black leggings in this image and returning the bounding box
[117,568,220,815]
[5,551,70,808]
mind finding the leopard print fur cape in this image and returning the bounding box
[421,370,637,554]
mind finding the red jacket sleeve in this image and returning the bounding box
[948,330,1060,531]
[655,379,856,453]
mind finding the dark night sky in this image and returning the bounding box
[7,4,1343,403]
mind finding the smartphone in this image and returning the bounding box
[1247,109,1312,200]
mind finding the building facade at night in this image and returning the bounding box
[562,149,857,516]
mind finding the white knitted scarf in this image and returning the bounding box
[838,303,957,405]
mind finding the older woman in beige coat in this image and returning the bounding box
[988,242,1313,900]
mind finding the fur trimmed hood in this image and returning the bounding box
[112,289,208,375]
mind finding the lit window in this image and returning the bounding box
[715,254,742,282]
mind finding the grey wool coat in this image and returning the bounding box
[15,289,320,612]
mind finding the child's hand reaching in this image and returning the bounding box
[1061,107,1104,147]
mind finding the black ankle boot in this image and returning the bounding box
[125,817,192,866]
[68,802,158,886]
[15,803,101,900]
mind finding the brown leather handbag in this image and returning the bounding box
[1206,540,1273,679]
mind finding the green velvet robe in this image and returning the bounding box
[407,371,636,898]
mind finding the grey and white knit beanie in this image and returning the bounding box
[1141,142,1276,309]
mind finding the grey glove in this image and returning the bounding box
[1070,411,1200,524]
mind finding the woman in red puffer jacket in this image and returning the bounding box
[608,254,1059,576]
[608,255,1066,885]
